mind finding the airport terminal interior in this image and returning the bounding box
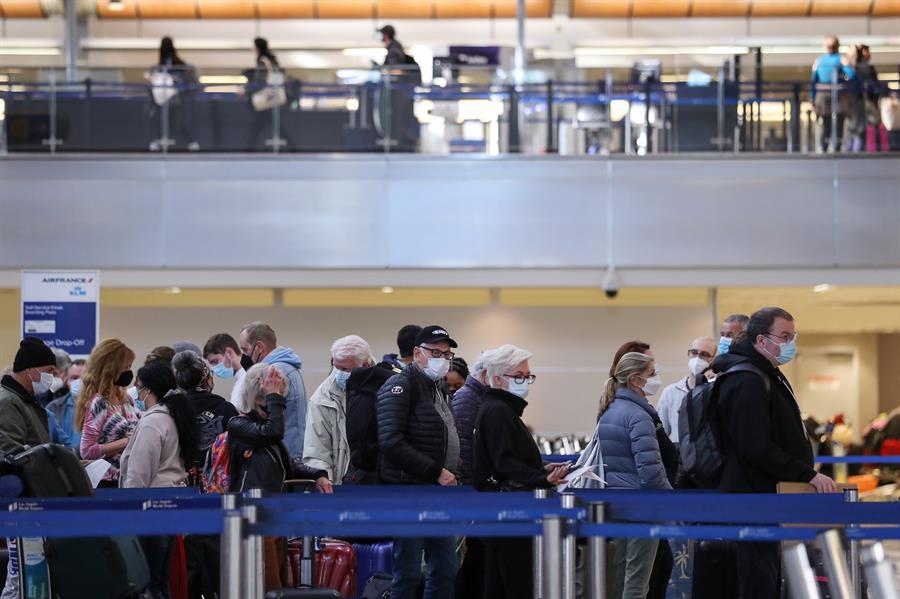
[0,0,899,598]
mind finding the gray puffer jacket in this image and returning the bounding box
[595,387,671,490]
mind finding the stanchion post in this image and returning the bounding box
[542,515,564,599]
[242,489,264,599]
[220,494,243,599]
[560,494,577,599]
[300,535,316,587]
[829,65,838,153]
[533,488,548,599]
[782,542,823,599]
[843,487,861,599]
[816,529,853,599]
[861,543,899,599]
[587,502,606,599]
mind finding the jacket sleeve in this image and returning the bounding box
[227,394,286,448]
[0,401,28,455]
[478,404,551,489]
[121,419,163,488]
[721,374,817,484]
[451,390,476,480]
[376,377,442,483]
[79,397,106,461]
[302,398,334,479]
[627,411,672,490]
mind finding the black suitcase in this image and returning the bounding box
[265,590,341,598]
[46,536,150,599]
[11,443,92,498]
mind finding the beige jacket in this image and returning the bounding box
[119,404,186,488]
[302,374,350,482]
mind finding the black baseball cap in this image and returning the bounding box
[415,325,458,349]
[377,25,396,38]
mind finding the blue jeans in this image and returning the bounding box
[391,537,457,599]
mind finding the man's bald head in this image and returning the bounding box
[691,336,717,359]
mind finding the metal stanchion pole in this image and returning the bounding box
[817,529,853,599]
[220,494,243,599]
[300,535,316,587]
[843,487,861,599]
[533,488,548,599]
[561,494,577,599]
[542,515,564,599]
[587,502,606,599]
[242,488,264,599]
[861,543,899,599]
[783,542,823,599]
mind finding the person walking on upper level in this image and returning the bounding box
[811,35,856,153]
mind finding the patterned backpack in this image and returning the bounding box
[200,432,231,494]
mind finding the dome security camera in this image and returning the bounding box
[603,268,619,299]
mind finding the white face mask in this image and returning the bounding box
[424,357,450,381]
[31,371,54,395]
[50,376,65,393]
[688,357,710,377]
[641,374,663,396]
[506,378,530,399]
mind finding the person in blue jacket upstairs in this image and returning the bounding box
[811,35,856,153]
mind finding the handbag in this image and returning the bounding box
[150,70,177,106]
[252,68,288,112]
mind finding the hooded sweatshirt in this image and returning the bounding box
[262,347,308,459]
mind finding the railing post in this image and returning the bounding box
[560,493,577,599]
[533,488,548,599]
[816,529,853,599]
[545,79,555,154]
[829,65,839,153]
[861,543,899,599]
[542,515,564,599]
[782,542,823,599]
[843,487,861,599]
[587,502,606,599]
[790,83,801,153]
[508,84,521,153]
[220,494,243,599]
[716,64,725,152]
[242,488,264,599]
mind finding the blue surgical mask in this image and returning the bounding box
[717,336,733,355]
[211,361,234,380]
[775,339,797,365]
[507,379,530,399]
[127,386,145,411]
[333,368,351,391]
[69,378,82,398]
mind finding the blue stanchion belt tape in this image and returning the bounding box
[542,454,900,465]
[577,523,900,542]
[0,509,225,538]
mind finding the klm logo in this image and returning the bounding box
[69,286,87,297]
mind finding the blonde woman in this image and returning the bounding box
[596,352,671,599]
[77,339,141,486]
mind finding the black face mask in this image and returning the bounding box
[115,370,134,388]
[240,353,254,371]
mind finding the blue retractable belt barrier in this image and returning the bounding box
[542,454,900,464]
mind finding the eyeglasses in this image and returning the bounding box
[418,345,455,360]
[687,349,715,361]
[766,332,798,344]
[503,373,537,385]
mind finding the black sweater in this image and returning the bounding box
[473,388,551,492]
[713,340,816,493]
[344,362,396,483]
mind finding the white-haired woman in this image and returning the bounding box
[473,344,569,599]
[302,335,375,483]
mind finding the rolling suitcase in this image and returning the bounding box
[10,443,92,498]
[287,538,356,598]
[46,536,150,599]
[352,540,393,597]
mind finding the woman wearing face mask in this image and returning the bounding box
[119,360,197,599]
[77,339,141,486]
[472,344,568,599]
[597,352,672,599]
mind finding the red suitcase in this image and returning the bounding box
[287,538,357,598]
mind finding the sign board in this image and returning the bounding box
[21,270,99,359]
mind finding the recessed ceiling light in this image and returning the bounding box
[165,286,182,295]
[108,0,125,11]
[813,284,834,294]
[381,286,395,294]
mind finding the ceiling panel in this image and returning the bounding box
[198,0,256,18]
[872,0,900,15]
[690,0,751,16]
[571,0,631,17]
[0,0,46,18]
[376,0,433,18]
[751,0,812,16]
[434,0,493,18]
[810,0,872,15]
[316,0,374,18]
[135,0,199,18]
[256,0,315,17]
[632,0,689,17]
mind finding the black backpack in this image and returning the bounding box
[677,362,770,488]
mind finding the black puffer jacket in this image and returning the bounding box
[344,362,397,484]
[451,376,487,485]
[714,340,816,493]
[227,393,324,493]
[376,364,448,485]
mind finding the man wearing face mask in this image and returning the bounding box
[0,337,57,454]
[716,314,749,356]
[376,325,461,599]
[715,306,837,598]
[46,358,86,449]
[303,335,375,483]
[34,347,72,409]
[656,336,716,445]
[203,333,247,410]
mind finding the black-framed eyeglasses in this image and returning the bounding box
[765,332,798,344]
[503,373,537,385]
[687,349,714,361]
[418,345,455,360]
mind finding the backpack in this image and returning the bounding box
[677,362,770,488]
[150,69,177,106]
[402,53,422,84]
[200,432,230,493]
